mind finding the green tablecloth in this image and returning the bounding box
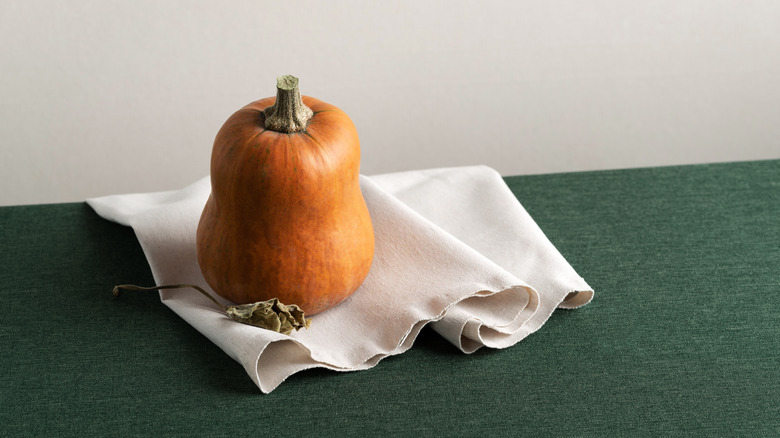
[2,160,778,436]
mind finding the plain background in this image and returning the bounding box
[2,0,779,206]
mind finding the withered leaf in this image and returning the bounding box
[226,298,311,335]
[113,284,311,335]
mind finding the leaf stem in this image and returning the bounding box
[112,284,228,311]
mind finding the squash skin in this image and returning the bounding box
[196,96,374,315]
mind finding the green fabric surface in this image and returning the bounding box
[1,160,778,436]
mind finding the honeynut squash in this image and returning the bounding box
[196,75,375,316]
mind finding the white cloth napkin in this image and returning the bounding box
[87,165,593,393]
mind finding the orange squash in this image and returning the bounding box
[196,75,374,315]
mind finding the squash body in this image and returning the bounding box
[196,96,374,315]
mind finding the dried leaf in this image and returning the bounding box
[226,298,311,335]
[113,284,311,335]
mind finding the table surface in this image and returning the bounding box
[2,160,778,436]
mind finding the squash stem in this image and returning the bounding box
[263,75,313,133]
[112,284,228,311]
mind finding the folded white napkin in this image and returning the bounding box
[88,165,593,393]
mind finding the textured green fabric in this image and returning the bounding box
[1,160,778,436]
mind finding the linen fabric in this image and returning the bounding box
[87,165,593,393]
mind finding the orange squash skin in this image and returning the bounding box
[196,96,374,315]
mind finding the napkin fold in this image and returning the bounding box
[88,165,593,393]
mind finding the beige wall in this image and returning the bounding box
[2,0,779,205]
